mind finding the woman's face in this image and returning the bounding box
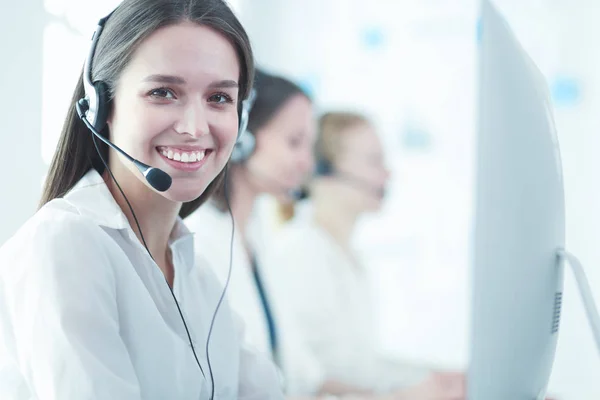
[244,94,316,199]
[107,22,241,202]
[333,123,390,212]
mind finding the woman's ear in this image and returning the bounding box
[105,100,115,137]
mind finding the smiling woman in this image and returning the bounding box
[100,21,243,204]
[0,0,283,399]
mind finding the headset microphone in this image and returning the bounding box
[334,172,387,199]
[288,186,309,201]
[244,167,308,201]
[75,100,172,192]
[315,158,386,198]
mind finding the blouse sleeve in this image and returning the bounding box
[1,212,144,399]
[233,313,285,400]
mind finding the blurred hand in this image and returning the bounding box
[390,372,465,400]
[384,373,555,400]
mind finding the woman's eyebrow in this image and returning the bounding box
[142,74,186,84]
[141,75,238,89]
[208,80,239,89]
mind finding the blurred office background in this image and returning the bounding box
[2,0,600,398]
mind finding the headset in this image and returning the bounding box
[313,149,387,199]
[75,7,253,399]
[230,88,257,163]
[76,9,253,190]
[230,79,312,203]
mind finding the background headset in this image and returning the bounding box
[75,7,255,399]
[314,152,335,177]
[229,81,309,201]
[312,137,387,199]
[230,88,257,163]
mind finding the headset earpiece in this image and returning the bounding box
[91,81,110,132]
[314,157,334,176]
[79,13,112,134]
[79,80,109,133]
[230,130,256,163]
[230,88,257,163]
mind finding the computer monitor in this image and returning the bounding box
[468,1,565,399]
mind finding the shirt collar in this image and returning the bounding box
[64,169,130,230]
[169,217,195,269]
[64,169,195,266]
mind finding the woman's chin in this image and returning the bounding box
[162,182,211,204]
[361,196,384,213]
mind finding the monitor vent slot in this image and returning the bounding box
[551,292,563,334]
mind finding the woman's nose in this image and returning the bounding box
[174,100,209,137]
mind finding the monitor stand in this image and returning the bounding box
[557,250,600,354]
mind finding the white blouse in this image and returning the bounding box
[0,169,283,400]
[265,218,430,393]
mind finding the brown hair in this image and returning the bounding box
[276,111,371,223]
[315,111,371,167]
[39,0,254,219]
[211,68,310,212]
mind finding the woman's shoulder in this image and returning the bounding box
[185,201,231,239]
[0,198,115,274]
[15,198,106,239]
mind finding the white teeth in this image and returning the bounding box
[160,148,207,163]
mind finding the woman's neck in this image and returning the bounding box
[313,193,359,253]
[103,167,180,270]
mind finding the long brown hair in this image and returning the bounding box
[39,0,254,219]
[277,111,371,223]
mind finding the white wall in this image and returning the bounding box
[0,1,47,245]
[0,0,122,247]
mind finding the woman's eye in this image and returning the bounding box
[149,88,175,99]
[209,93,234,104]
[288,137,302,148]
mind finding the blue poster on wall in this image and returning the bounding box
[550,75,581,107]
[362,26,386,50]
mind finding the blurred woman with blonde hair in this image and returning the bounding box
[266,111,467,400]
